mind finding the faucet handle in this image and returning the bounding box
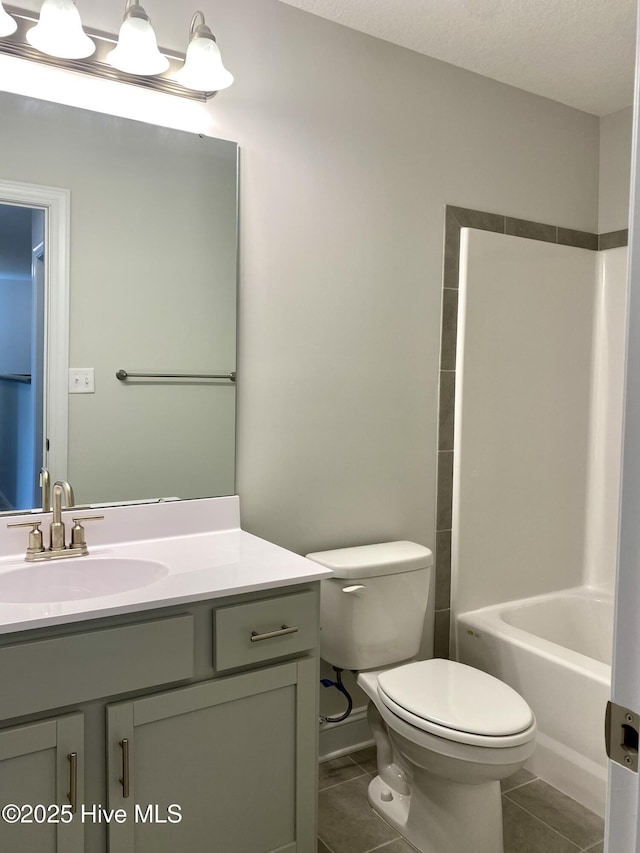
[7,521,45,556]
[70,515,104,551]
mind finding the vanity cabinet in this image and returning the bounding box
[106,659,316,853]
[0,584,320,853]
[0,713,84,853]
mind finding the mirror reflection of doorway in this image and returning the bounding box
[0,203,45,511]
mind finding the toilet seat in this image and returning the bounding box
[376,660,535,748]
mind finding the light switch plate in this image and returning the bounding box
[69,368,95,393]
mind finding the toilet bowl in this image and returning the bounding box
[306,541,537,853]
[358,660,536,853]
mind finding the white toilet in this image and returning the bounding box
[307,541,536,853]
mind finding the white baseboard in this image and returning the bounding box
[318,705,374,762]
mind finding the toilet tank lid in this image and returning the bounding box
[305,541,433,579]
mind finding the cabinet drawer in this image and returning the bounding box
[214,590,318,671]
[0,615,194,720]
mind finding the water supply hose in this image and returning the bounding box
[320,667,353,723]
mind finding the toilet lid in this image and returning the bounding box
[377,660,534,737]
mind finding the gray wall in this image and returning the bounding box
[0,279,30,374]
[599,107,633,233]
[214,0,600,558]
[0,270,32,511]
[11,0,601,543]
[6,0,602,662]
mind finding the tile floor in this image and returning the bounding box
[317,748,605,853]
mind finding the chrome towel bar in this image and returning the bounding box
[116,370,236,382]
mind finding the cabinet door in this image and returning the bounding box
[0,713,84,853]
[107,658,317,853]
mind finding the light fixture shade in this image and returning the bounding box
[173,12,233,93]
[106,2,169,76]
[0,2,17,38]
[26,0,95,59]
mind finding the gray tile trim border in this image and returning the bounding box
[434,608,451,659]
[438,371,456,452]
[440,289,458,370]
[448,205,506,233]
[557,227,599,251]
[506,216,557,243]
[436,450,454,531]
[434,205,629,658]
[599,229,629,250]
[443,208,462,289]
[435,530,452,611]
[446,205,627,252]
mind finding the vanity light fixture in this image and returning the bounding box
[0,2,17,38]
[173,11,233,93]
[0,4,233,101]
[106,0,168,76]
[26,0,94,60]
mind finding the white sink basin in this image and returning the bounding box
[0,557,170,603]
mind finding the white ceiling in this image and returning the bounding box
[277,0,636,116]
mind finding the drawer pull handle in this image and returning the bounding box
[120,739,130,798]
[67,752,77,813]
[250,624,299,643]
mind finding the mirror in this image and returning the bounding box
[0,90,238,513]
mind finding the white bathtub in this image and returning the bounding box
[456,587,612,816]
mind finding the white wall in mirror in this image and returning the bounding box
[0,91,238,510]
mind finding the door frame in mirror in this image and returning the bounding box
[0,179,70,496]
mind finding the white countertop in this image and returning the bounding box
[0,496,332,635]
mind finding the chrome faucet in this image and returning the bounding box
[7,479,103,562]
[51,481,75,551]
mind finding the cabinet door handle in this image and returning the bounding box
[250,624,299,643]
[119,739,130,798]
[67,752,77,814]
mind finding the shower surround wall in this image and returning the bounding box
[585,249,629,588]
[434,209,628,655]
[455,228,613,611]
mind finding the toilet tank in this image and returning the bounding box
[306,541,433,671]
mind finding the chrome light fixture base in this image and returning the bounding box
[0,1,17,37]
[0,5,217,101]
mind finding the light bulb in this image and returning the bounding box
[173,11,233,93]
[106,1,168,76]
[26,0,95,60]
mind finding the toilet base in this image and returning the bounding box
[367,771,504,853]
